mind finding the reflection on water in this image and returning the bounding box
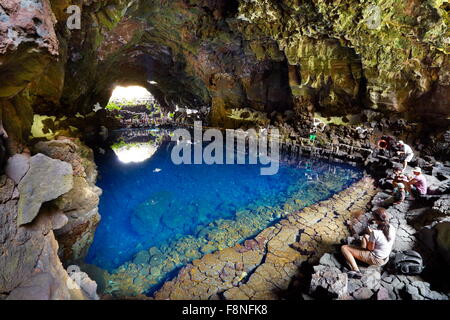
[86,128,363,293]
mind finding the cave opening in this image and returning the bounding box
[104,85,169,129]
[109,85,156,107]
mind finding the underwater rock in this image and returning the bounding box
[153,178,378,300]
[133,251,150,265]
[17,153,73,226]
[130,191,173,236]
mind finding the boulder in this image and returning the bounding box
[433,194,450,215]
[34,139,101,263]
[17,153,73,226]
[310,266,348,299]
[133,251,151,265]
[347,267,381,294]
[405,281,448,300]
[352,287,374,300]
[5,153,30,184]
[66,265,100,300]
[0,175,92,300]
[376,287,390,300]
[317,253,342,269]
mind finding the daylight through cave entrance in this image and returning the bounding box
[105,85,165,163]
[109,85,155,106]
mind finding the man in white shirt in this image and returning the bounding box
[397,140,414,170]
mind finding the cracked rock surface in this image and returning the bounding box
[154,177,377,300]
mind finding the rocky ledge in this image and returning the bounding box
[153,177,377,300]
[0,137,101,300]
[308,167,450,300]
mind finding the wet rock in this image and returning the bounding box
[149,254,165,267]
[148,247,162,256]
[17,153,73,226]
[133,251,150,265]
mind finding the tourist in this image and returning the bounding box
[405,167,428,199]
[341,208,396,279]
[379,135,398,157]
[392,167,408,188]
[396,140,414,170]
[381,183,406,206]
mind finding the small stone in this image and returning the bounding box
[376,287,390,300]
[149,254,165,266]
[352,287,374,300]
[148,246,162,256]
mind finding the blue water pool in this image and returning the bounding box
[86,129,362,286]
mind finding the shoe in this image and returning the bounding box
[347,270,362,279]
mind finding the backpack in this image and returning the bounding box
[394,250,424,275]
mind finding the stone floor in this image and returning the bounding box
[153,177,377,300]
[307,167,450,300]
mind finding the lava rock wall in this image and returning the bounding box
[1,0,449,140]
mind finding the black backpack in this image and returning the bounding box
[394,250,424,275]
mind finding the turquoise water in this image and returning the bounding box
[86,129,362,272]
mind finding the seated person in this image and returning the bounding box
[341,208,397,279]
[406,167,427,199]
[392,167,408,189]
[381,183,406,206]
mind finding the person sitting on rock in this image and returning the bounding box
[392,167,408,189]
[341,208,396,279]
[381,183,406,206]
[405,167,428,199]
[396,140,414,170]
